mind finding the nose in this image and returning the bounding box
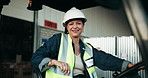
[73,23,78,28]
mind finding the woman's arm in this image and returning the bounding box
[93,48,130,71]
[31,33,61,72]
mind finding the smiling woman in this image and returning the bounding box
[31,7,139,78]
[66,19,84,38]
[62,7,86,37]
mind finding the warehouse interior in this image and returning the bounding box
[0,0,147,78]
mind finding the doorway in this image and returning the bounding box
[0,15,34,78]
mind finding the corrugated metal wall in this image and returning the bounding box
[117,36,146,78]
[84,36,146,78]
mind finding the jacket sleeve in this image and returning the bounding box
[31,33,61,72]
[93,48,130,71]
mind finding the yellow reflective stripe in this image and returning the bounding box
[46,34,98,78]
[66,34,74,70]
[92,71,98,78]
[58,33,64,61]
[66,43,74,69]
[46,70,72,78]
[84,42,92,50]
[83,51,95,76]
[83,51,90,60]
[59,34,74,76]
[87,67,95,73]
[83,43,98,78]
[46,33,74,78]
[88,69,98,78]
[68,34,72,43]
[57,34,72,75]
[95,77,98,78]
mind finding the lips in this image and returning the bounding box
[72,30,79,33]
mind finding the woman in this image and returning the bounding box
[31,7,134,78]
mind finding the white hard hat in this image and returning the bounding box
[63,7,87,26]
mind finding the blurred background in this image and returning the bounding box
[0,0,147,78]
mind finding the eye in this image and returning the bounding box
[77,22,82,25]
[69,23,73,25]
[68,22,74,25]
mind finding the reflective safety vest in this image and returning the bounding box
[45,33,98,78]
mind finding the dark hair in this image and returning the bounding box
[64,18,86,34]
[64,27,68,34]
[65,18,86,25]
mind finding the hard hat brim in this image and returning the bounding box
[63,18,87,27]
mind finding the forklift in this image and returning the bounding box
[27,0,147,78]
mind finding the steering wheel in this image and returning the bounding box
[112,61,145,78]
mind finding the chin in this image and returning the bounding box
[73,36,79,38]
[72,34,80,38]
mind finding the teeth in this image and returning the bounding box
[72,30,79,32]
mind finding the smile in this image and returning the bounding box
[72,30,79,33]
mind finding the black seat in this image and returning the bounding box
[32,68,44,78]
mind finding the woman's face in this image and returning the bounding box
[66,20,84,38]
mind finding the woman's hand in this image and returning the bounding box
[128,61,145,70]
[47,60,70,75]
[127,63,134,68]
